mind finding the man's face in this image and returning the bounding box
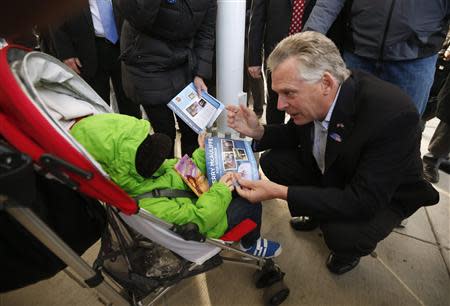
[272,57,328,125]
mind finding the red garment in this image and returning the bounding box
[289,0,306,35]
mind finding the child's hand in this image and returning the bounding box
[198,132,206,149]
[219,172,235,191]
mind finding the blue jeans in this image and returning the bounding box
[226,195,262,248]
[343,51,438,115]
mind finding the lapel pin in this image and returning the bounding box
[336,123,345,128]
[329,132,342,143]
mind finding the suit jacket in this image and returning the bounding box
[248,0,316,66]
[49,2,123,78]
[255,70,439,220]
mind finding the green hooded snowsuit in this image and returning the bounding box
[70,113,232,238]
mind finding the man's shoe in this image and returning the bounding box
[422,157,439,183]
[439,158,450,174]
[290,216,319,231]
[326,252,360,275]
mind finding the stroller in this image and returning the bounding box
[0,45,289,305]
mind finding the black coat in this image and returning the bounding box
[47,3,123,79]
[117,0,216,106]
[248,0,316,66]
[255,70,439,220]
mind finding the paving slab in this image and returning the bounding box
[375,232,450,306]
[0,270,104,306]
[394,207,437,245]
[425,190,450,250]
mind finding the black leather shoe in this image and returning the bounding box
[439,158,450,174]
[326,252,360,275]
[422,157,439,183]
[289,216,319,231]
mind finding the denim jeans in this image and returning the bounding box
[343,51,438,115]
[226,195,262,248]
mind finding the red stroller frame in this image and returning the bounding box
[0,46,289,305]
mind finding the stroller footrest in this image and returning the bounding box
[220,219,257,242]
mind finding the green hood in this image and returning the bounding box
[70,113,150,193]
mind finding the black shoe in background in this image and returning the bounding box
[290,216,319,231]
[422,155,439,183]
[326,252,360,275]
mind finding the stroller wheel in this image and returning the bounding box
[253,262,284,288]
[263,280,289,306]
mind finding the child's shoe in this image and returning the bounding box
[240,238,282,258]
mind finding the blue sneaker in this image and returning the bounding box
[240,238,282,258]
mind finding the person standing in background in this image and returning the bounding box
[303,0,450,115]
[244,0,264,119]
[248,0,317,124]
[423,35,450,183]
[47,0,141,118]
[116,0,216,157]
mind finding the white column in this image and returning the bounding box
[216,0,246,136]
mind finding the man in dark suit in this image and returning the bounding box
[227,32,439,275]
[248,0,316,124]
[48,0,140,118]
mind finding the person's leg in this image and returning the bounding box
[429,121,450,158]
[226,196,281,258]
[85,39,114,104]
[378,55,438,115]
[142,104,176,158]
[320,205,403,274]
[248,76,265,118]
[423,120,450,182]
[226,196,262,248]
[342,51,377,74]
[109,45,141,118]
[260,148,322,230]
[83,69,110,105]
[265,70,285,124]
[260,148,321,186]
[177,118,199,157]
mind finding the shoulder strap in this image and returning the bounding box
[134,189,196,201]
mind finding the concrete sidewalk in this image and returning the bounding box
[1,119,449,306]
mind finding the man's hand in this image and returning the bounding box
[194,76,208,97]
[444,48,450,61]
[234,175,288,203]
[248,66,262,79]
[63,57,82,74]
[219,172,235,192]
[226,104,264,140]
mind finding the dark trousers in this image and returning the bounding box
[83,38,141,118]
[428,120,450,159]
[142,104,198,157]
[260,148,403,258]
[226,195,262,248]
[243,39,264,116]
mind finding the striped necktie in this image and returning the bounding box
[96,0,119,44]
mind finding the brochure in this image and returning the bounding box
[167,82,225,134]
[174,154,210,197]
[205,136,259,185]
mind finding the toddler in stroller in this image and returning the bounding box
[70,113,282,258]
